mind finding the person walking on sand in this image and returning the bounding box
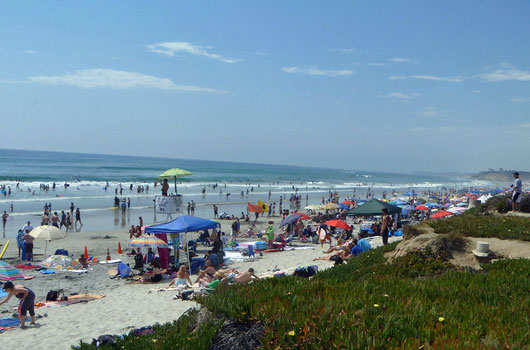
[190,200,195,215]
[381,208,390,245]
[0,282,36,329]
[2,211,8,230]
[75,208,82,227]
[511,172,523,212]
[213,204,218,218]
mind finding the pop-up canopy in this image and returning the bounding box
[346,199,401,216]
[145,215,220,234]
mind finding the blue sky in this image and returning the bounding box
[1,1,529,173]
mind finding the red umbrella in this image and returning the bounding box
[431,210,453,219]
[341,200,355,205]
[325,220,352,230]
[416,205,429,211]
[293,212,311,220]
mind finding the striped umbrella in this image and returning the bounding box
[42,255,83,271]
[0,261,24,281]
[128,235,169,249]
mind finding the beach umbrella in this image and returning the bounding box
[0,261,24,281]
[305,204,322,210]
[325,220,352,230]
[347,199,401,216]
[456,202,468,207]
[41,255,83,271]
[416,205,429,211]
[321,203,340,210]
[129,235,169,249]
[280,214,303,228]
[337,203,349,210]
[341,200,355,205]
[292,212,311,220]
[431,210,453,219]
[156,168,193,194]
[30,225,66,256]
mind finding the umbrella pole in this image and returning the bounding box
[174,176,177,194]
[45,241,48,257]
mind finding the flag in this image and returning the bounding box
[258,200,269,212]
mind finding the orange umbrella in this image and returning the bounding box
[325,220,352,230]
[431,210,453,219]
[247,203,264,213]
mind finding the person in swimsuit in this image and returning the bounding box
[0,282,36,328]
[195,259,216,287]
[168,264,192,287]
[141,259,163,283]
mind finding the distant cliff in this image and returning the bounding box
[471,170,530,182]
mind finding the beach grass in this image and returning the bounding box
[427,211,530,241]
[77,240,530,349]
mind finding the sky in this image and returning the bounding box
[0,1,529,173]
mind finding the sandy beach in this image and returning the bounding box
[0,215,401,349]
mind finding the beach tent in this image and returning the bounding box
[346,199,401,216]
[145,216,220,234]
[156,168,193,194]
[145,216,220,269]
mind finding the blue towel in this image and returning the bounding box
[0,318,20,328]
[0,291,8,298]
[40,269,56,274]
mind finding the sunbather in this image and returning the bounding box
[322,237,348,253]
[168,264,192,287]
[195,259,216,287]
[233,268,260,284]
[141,259,163,283]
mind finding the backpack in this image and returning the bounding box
[46,290,58,301]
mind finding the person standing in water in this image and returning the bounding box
[75,208,82,227]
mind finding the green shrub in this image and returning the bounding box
[428,212,530,241]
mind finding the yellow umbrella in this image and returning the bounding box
[156,168,193,194]
[322,203,340,210]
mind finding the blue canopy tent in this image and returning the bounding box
[145,216,220,269]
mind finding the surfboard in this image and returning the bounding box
[0,240,9,259]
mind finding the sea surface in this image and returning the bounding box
[0,148,498,237]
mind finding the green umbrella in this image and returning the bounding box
[346,198,401,216]
[157,168,193,194]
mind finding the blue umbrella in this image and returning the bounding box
[280,214,303,228]
[403,191,415,196]
[338,203,349,210]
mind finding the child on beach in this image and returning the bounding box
[168,265,192,288]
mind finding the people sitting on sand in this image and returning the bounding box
[79,254,88,268]
[195,259,216,287]
[233,268,260,284]
[168,264,192,288]
[357,232,371,252]
[0,282,36,329]
[322,237,348,253]
[313,241,354,262]
[141,258,163,283]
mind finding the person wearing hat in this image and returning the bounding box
[0,281,36,328]
[511,172,523,212]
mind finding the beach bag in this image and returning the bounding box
[293,266,315,278]
[307,265,318,276]
[46,290,58,301]
[92,334,116,347]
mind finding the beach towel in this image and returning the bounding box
[14,264,39,270]
[99,259,121,265]
[0,291,8,298]
[33,294,105,309]
[0,317,20,333]
[40,269,56,274]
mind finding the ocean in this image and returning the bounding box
[0,148,497,237]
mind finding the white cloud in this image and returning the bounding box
[421,106,440,117]
[255,51,268,56]
[327,48,355,53]
[369,62,387,67]
[389,74,464,82]
[24,50,36,54]
[385,92,419,102]
[390,57,417,64]
[14,68,226,93]
[281,66,353,77]
[510,97,530,103]
[146,41,240,63]
[479,65,530,82]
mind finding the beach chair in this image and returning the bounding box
[117,263,131,278]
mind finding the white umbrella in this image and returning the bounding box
[30,225,66,256]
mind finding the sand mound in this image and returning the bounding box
[386,226,530,270]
